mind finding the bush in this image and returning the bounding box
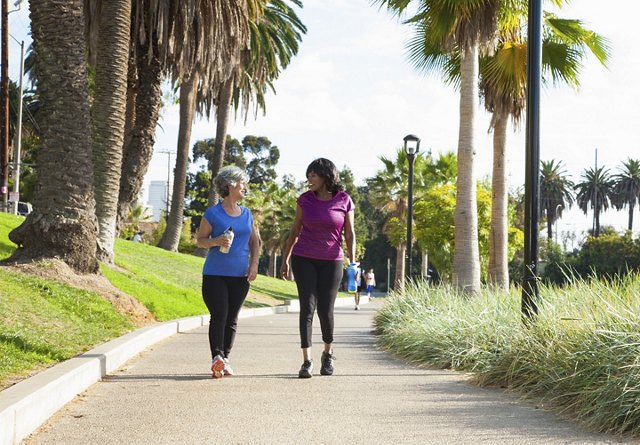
[572,231,640,279]
[375,277,640,436]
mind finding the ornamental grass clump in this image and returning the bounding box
[374,275,640,436]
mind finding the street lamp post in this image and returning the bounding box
[522,0,542,320]
[403,134,420,281]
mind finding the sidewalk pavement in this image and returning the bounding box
[11,298,625,444]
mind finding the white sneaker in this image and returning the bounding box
[355,305,359,310]
[211,355,225,379]
[223,358,234,376]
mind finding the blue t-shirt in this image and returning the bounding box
[202,203,254,277]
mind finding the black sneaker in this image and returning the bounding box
[298,359,313,378]
[320,351,335,376]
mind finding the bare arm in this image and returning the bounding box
[196,216,231,250]
[280,204,303,280]
[343,209,356,264]
[247,224,261,282]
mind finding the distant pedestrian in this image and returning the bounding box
[354,260,363,310]
[365,268,376,298]
[196,166,261,379]
[281,158,356,378]
[132,231,143,243]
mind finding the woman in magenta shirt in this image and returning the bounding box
[281,158,356,378]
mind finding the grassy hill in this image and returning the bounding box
[0,212,299,388]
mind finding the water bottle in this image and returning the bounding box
[219,227,234,254]
[347,263,358,293]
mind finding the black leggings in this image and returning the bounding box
[202,275,250,359]
[291,255,343,348]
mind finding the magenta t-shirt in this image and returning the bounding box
[292,190,354,261]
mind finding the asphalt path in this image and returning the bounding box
[24,300,626,444]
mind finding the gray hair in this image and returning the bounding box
[214,165,249,198]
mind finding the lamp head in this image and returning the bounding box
[403,134,421,155]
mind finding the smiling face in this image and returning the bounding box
[306,171,327,193]
[229,181,247,200]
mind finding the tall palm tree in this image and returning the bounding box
[539,160,574,241]
[158,71,199,251]
[575,166,615,237]
[481,11,608,285]
[374,0,502,294]
[205,0,307,208]
[117,0,252,236]
[8,0,99,273]
[116,5,166,233]
[612,158,640,231]
[85,0,132,263]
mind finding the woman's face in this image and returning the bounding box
[229,181,247,199]
[307,171,326,192]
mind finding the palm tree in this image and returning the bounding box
[205,0,307,208]
[480,11,608,286]
[117,0,252,236]
[116,6,166,234]
[575,166,615,237]
[374,0,503,294]
[540,160,574,241]
[158,71,199,251]
[8,0,99,273]
[612,158,640,231]
[86,0,132,263]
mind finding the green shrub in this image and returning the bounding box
[375,277,640,436]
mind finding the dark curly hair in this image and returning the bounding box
[306,158,344,195]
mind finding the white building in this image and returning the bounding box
[147,180,170,222]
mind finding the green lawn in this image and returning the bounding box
[0,267,133,387]
[0,212,299,387]
[0,212,23,260]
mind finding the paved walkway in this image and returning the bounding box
[24,301,623,444]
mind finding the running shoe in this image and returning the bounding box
[211,355,225,379]
[298,359,313,379]
[320,351,335,376]
[223,357,234,376]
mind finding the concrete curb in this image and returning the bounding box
[0,294,367,445]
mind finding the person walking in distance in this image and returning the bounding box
[365,268,376,298]
[196,166,261,379]
[281,158,356,378]
[354,260,363,310]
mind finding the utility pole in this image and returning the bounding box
[593,148,598,236]
[1,0,9,209]
[11,38,23,214]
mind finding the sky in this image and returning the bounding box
[6,0,640,243]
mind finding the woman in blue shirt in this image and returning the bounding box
[196,166,261,379]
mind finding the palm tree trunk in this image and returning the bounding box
[8,0,98,273]
[268,249,277,277]
[114,53,138,237]
[194,77,234,258]
[394,243,406,290]
[159,70,199,251]
[206,77,234,207]
[488,111,509,287]
[421,250,428,280]
[629,203,634,231]
[547,213,553,240]
[92,0,131,263]
[452,45,481,294]
[117,39,163,230]
[595,207,601,237]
